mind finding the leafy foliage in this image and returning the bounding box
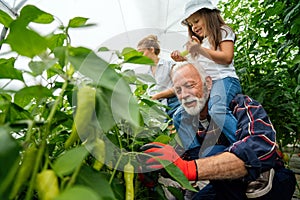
[0,1,299,199]
[220,0,300,149]
[0,4,178,200]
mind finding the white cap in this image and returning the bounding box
[181,0,219,26]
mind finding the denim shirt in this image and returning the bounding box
[173,106,202,150]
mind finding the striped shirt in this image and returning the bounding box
[173,94,283,180]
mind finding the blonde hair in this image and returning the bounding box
[137,34,160,55]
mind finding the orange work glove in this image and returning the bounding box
[140,142,197,181]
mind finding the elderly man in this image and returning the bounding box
[141,61,296,199]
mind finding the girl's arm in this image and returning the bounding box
[188,36,234,65]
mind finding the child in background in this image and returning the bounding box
[171,0,241,144]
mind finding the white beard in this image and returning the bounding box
[181,88,209,116]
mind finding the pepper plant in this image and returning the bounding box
[0,4,194,200]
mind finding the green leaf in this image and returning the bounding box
[167,186,184,200]
[155,184,168,200]
[121,47,154,65]
[97,46,109,52]
[125,56,155,65]
[47,63,64,79]
[95,89,115,132]
[294,85,299,94]
[55,185,99,200]
[160,160,197,192]
[0,126,20,180]
[50,110,73,130]
[121,47,141,60]
[0,58,24,81]
[0,94,12,124]
[293,55,300,65]
[76,165,116,199]
[14,86,53,108]
[136,73,156,84]
[68,17,89,28]
[283,3,300,24]
[68,48,141,128]
[29,59,57,76]
[68,46,92,59]
[46,33,67,51]
[154,135,171,144]
[1,102,32,123]
[0,9,14,27]
[19,5,54,25]
[53,46,67,67]
[6,21,48,58]
[28,61,46,76]
[53,146,89,177]
[0,126,20,198]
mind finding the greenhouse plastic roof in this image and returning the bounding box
[0,0,218,58]
[0,0,218,90]
[0,0,198,53]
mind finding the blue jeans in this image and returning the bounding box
[190,146,296,200]
[208,77,241,144]
[192,167,296,200]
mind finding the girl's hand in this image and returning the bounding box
[170,50,187,62]
[186,36,204,59]
[191,36,200,43]
[186,36,200,49]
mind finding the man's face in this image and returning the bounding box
[173,64,209,116]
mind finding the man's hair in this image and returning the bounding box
[172,61,208,83]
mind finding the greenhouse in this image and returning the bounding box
[0,0,299,199]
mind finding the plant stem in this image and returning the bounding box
[24,120,34,144]
[109,153,123,185]
[114,126,123,149]
[24,140,45,200]
[65,162,82,190]
[45,80,68,137]
[25,79,68,200]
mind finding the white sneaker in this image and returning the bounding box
[246,168,275,198]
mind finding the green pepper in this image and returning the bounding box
[65,85,96,148]
[9,144,37,199]
[124,161,134,200]
[180,50,189,57]
[92,138,106,171]
[36,169,59,200]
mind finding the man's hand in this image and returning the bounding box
[140,142,198,181]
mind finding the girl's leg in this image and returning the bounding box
[208,77,241,144]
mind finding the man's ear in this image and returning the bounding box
[205,76,212,91]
